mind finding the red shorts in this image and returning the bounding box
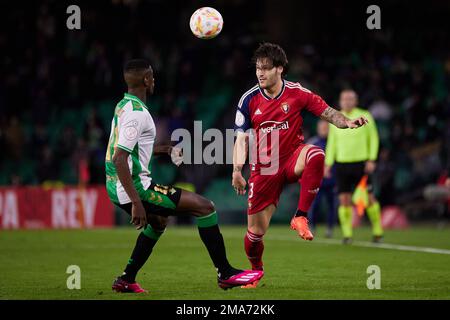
[247,144,308,215]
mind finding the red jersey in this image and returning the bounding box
[234,80,329,167]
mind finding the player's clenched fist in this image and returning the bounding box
[232,171,247,195]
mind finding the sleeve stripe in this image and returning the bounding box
[285,82,311,93]
[238,85,259,108]
[117,144,133,153]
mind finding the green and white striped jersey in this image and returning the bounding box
[105,93,156,204]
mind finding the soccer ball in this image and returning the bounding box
[189,7,223,39]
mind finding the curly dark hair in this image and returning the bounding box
[252,42,289,75]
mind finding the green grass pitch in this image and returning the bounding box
[1,225,449,299]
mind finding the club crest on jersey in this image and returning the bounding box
[281,102,290,113]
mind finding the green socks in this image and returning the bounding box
[366,202,383,236]
[338,206,353,238]
[339,203,383,239]
[122,225,165,283]
[196,211,219,228]
[142,224,165,240]
[196,211,233,276]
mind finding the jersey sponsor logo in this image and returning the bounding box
[281,102,289,113]
[235,110,245,127]
[259,120,289,134]
[254,108,262,115]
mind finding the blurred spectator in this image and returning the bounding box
[57,125,77,160]
[30,124,49,159]
[84,110,106,184]
[377,149,396,206]
[37,144,60,183]
[369,98,392,122]
[4,117,25,161]
[72,138,90,184]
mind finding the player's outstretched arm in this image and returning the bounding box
[153,145,172,155]
[320,106,368,129]
[112,148,147,229]
[153,145,183,166]
[232,132,248,195]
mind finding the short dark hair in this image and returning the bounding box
[252,42,289,75]
[123,59,151,73]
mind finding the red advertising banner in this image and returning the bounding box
[0,186,114,229]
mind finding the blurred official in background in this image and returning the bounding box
[325,90,383,244]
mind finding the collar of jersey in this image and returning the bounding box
[259,79,285,101]
[124,93,148,110]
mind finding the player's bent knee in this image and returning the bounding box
[248,219,269,235]
[308,148,325,165]
[201,200,215,216]
[195,197,216,217]
[148,215,168,231]
[295,146,325,176]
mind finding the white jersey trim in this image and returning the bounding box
[238,85,259,108]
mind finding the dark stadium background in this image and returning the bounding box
[1,0,449,227]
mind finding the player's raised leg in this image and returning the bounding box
[290,144,325,240]
[175,190,264,289]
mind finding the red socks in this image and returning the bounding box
[244,230,264,271]
[243,147,324,271]
[298,147,325,213]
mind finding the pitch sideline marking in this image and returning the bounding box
[268,235,450,255]
[172,229,450,255]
